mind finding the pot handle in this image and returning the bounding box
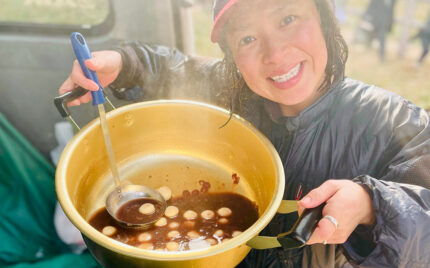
[54,86,116,132]
[277,200,299,214]
[246,203,324,250]
[54,32,116,131]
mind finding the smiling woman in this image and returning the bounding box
[0,0,109,25]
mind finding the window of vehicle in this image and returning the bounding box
[0,0,110,26]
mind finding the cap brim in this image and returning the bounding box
[210,0,240,43]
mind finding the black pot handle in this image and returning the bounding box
[54,87,116,131]
[277,203,324,249]
[246,202,324,250]
[54,87,88,118]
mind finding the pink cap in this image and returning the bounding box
[210,0,335,43]
[210,0,240,43]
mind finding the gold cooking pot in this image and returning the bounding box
[55,98,323,267]
[56,99,286,267]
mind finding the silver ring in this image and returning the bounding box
[323,215,338,229]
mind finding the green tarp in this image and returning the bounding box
[0,113,98,267]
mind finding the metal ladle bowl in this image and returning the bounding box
[106,184,167,229]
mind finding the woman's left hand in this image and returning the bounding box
[298,179,376,245]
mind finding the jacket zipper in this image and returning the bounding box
[295,183,303,200]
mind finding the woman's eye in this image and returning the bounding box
[281,15,296,26]
[239,36,255,46]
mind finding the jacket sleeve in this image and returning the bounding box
[343,100,430,268]
[108,41,229,107]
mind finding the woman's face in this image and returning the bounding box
[226,0,328,116]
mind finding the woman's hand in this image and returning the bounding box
[58,50,122,106]
[299,179,375,245]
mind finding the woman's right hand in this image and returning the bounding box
[58,50,123,106]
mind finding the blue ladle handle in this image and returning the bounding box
[70,32,105,105]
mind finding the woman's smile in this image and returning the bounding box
[268,61,304,90]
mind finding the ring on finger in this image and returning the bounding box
[323,215,338,229]
[323,240,327,245]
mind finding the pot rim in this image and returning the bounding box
[55,99,285,260]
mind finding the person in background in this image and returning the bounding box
[59,0,430,267]
[416,12,430,65]
[355,0,397,62]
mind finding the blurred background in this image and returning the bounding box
[0,0,429,159]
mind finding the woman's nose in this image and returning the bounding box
[261,37,288,65]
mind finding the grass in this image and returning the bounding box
[192,2,430,109]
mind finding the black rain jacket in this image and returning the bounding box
[109,42,430,268]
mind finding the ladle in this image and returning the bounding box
[63,32,166,229]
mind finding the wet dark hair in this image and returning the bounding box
[214,0,348,121]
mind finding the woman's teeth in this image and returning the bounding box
[271,63,301,83]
